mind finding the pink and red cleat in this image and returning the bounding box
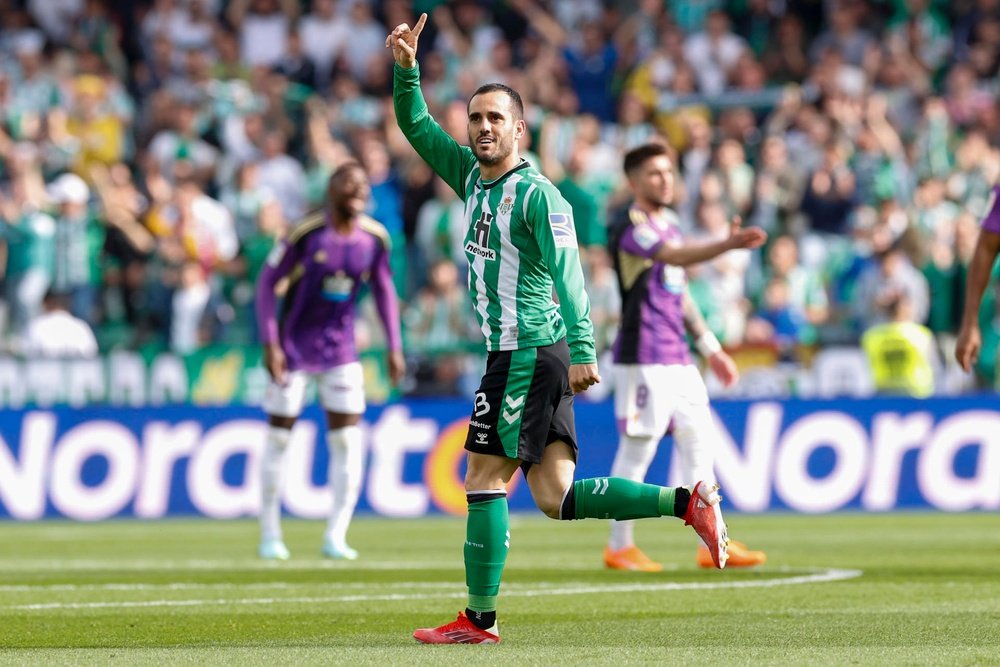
[683,481,729,569]
[413,611,500,644]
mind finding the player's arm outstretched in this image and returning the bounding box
[956,228,1000,372]
[255,238,304,384]
[528,186,600,393]
[655,216,766,267]
[682,287,738,387]
[388,13,477,198]
[369,235,406,385]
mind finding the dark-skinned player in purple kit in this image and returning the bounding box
[255,162,404,561]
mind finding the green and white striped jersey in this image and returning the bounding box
[394,63,596,365]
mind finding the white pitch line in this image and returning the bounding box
[5,568,862,611]
[0,565,819,593]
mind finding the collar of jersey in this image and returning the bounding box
[479,159,530,190]
[631,203,673,230]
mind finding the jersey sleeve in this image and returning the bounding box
[369,234,403,353]
[981,186,1000,234]
[255,236,304,345]
[527,184,597,365]
[393,63,477,200]
[618,212,664,259]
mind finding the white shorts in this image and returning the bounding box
[613,364,711,438]
[262,362,366,417]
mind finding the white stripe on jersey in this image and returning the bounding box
[521,182,535,222]
[495,176,521,349]
[467,184,493,343]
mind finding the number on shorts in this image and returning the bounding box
[474,392,491,417]
[635,384,649,409]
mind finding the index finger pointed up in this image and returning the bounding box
[413,12,428,38]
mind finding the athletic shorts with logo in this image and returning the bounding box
[262,362,366,417]
[465,338,578,464]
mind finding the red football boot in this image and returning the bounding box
[413,611,500,644]
[682,481,729,569]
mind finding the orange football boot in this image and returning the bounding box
[697,539,766,568]
[603,545,664,572]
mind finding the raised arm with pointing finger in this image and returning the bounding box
[389,12,598,383]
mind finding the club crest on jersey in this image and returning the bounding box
[466,211,496,261]
[313,250,327,263]
[549,213,576,248]
[498,195,514,216]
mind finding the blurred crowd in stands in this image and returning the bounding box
[0,0,999,396]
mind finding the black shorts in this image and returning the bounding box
[465,338,578,465]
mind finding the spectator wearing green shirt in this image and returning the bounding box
[46,173,104,327]
[0,195,55,338]
[220,163,282,243]
[218,186,287,344]
[746,234,829,346]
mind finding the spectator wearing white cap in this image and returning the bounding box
[47,173,103,326]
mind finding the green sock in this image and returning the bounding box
[571,478,679,520]
[465,495,509,613]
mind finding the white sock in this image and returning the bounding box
[260,425,291,543]
[324,425,364,548]
[608,434,659,551]
[673,409,716,547]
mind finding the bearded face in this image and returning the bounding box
[467,91,522,167]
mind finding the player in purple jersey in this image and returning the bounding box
[604,143,768,571]
[956,185,1000,372]
[254,162,404,560]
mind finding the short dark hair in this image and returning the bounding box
[42,289,71,310]
[329,161,365,184]
[469,83,524,120]
[623,142,670,175]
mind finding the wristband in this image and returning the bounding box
[695,332,722,357]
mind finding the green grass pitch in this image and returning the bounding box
[1,513,999,665]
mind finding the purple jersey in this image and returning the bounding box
[256,212,401,373]
[981,185,1000,234]
[609,205,692,366]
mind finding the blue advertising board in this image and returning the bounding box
[1,396,998,519]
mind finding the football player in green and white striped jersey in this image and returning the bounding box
[389,14,730,645]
